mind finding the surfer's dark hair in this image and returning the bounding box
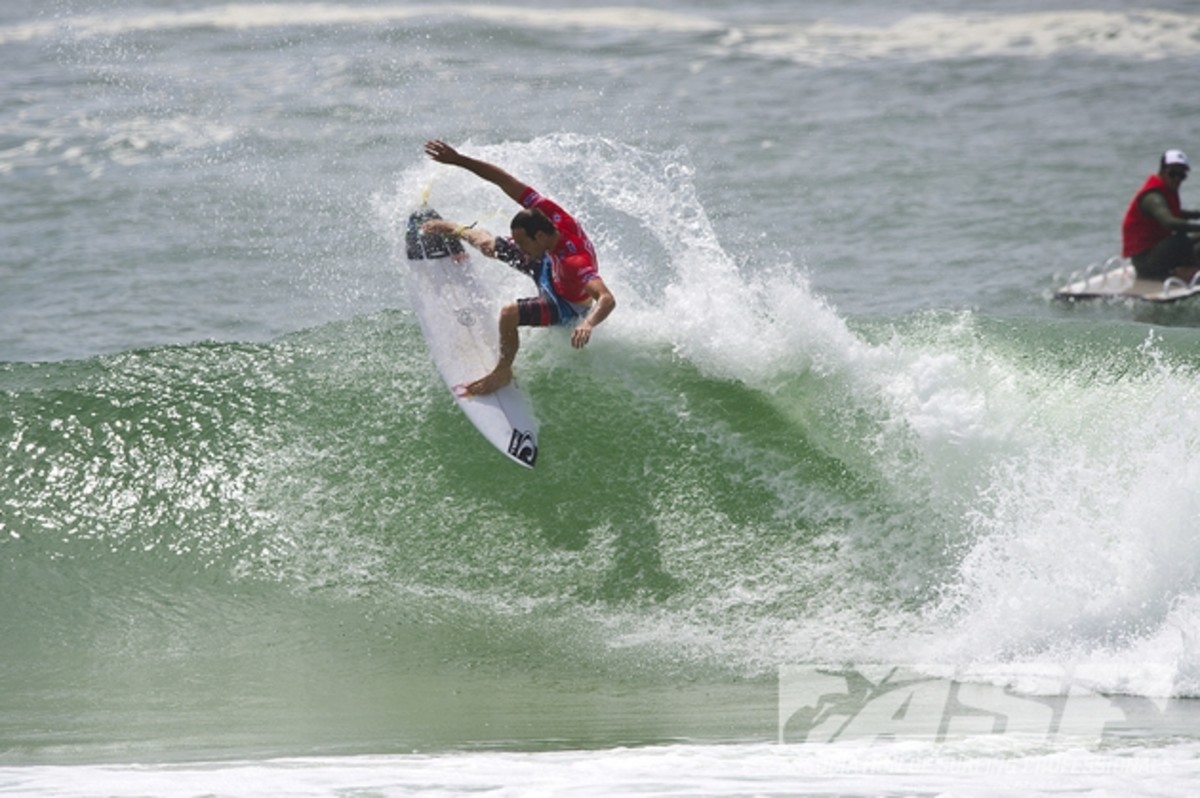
[511,208,556,238]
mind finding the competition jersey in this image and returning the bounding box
[496,186,599,307]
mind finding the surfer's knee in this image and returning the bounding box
[499,302,520,328]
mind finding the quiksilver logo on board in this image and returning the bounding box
[508,429,537,466]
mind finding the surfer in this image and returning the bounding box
[1121,149,1200,281]
[421,140,616,397]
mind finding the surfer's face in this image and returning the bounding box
[511,228,551,259]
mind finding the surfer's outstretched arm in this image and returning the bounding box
[420,218,496,258]
[425,140,527,204]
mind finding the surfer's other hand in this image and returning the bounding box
[424,139,461,165]
[571,321,594,349]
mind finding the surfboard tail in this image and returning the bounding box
[507,428,538,468]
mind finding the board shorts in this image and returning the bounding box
[493,237,594,327]
[517,294,587,327]
[516,256,592,327]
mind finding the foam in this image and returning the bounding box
[739,11,1200,64]
[5,5,1199,63]
[911,334,1200,691]
[5,741,1199,796]
[0,3,721,45]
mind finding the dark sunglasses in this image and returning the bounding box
[1167,168,1189,180]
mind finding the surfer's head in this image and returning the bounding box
[510,208,558,258]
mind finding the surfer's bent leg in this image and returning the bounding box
[465,304,521,397]
[465,297,571,396]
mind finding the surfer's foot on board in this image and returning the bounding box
[462,364,512,397]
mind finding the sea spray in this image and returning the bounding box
[370,138,1200,694]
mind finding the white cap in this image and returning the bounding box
[1163,149,1190,169]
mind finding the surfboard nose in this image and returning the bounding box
[406,208,466,261]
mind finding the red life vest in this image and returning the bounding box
[1121,173,1182,257]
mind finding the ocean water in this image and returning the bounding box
[4,1,1200,795]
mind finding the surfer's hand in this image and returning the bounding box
[424,139,461,165]
[421,219,457,236]
[571,321,594,349]
[421,220,495,256]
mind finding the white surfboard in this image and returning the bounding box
[1056,258,1200,304]
[404,207,539,468]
